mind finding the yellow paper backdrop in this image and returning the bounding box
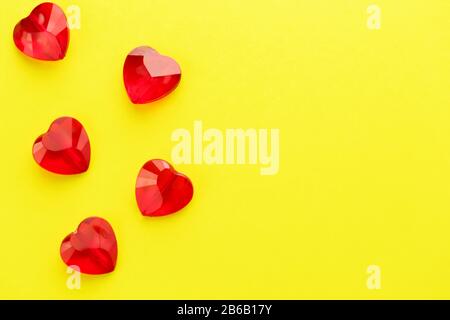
[0,0,449,299]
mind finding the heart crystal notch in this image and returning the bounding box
[60,217,118,275]
[123,46,181,104]
[32,117,90,175]
[13,2,69,61]
[136,159,193,216]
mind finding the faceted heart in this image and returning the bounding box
[32,117,90,175]
[136,159,193,216]
[123,46,181,104]
[13,2,69,61]
[60,217,118,275]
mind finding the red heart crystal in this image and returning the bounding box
[123,46,181,104]
[60,217,118,275]
[13,2,69,61]
[136,159,194,216]
[32,117,90,175]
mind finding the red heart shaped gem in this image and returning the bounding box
[60,217,118,275]
[32,117,90,175]
[123,46,181,104]
[13,2,69,61]
[136,159,194,216]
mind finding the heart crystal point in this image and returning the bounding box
[136,159,193,216]
[13,2,69,61]
[32,117,90,175]
[123,46,181,104]
[60,217,118,275]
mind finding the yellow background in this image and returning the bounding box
[0,0,449,299]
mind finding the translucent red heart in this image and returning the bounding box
[60,217,118,275]
[123,46,181,104]
[136,159,193,216]
[13,2,69,61]
[32,117,90,175]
